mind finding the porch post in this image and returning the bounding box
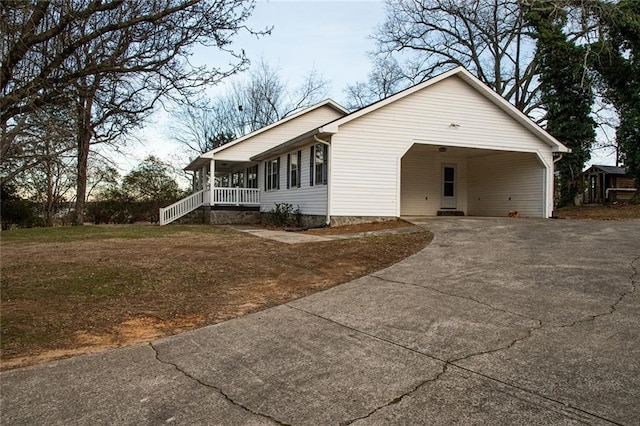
[209,159,215,206]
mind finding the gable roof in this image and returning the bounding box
[185,99,348,170]
[315,66,569,153]
[202,99,347,159]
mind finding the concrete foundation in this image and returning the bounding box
[330,216,398,227]
[207,209,261,225]
[298,215,328,228]
[173,207,261,225]
[175,210,399,228]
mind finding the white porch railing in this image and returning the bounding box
[159,190,205,226]
[159,188,260,225]
[213,187,260,205]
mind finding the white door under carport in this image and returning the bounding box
[400,143,547,218]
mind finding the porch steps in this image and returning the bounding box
[159,190,205,225]
[437,210,465,216]
[159,188,261,225]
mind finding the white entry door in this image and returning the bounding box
[441,165,457,209]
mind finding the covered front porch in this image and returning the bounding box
[160,157,260,225]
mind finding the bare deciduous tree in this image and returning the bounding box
[172,60,329,155]
[374,0,542,115]
[2,0,265,224]
[344,56,410,110]
[232,60,330,134]
[11,107,77,226]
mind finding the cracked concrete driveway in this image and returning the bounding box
[2,218,638,425]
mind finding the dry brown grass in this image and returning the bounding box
[1,223,431,370]
[555,203,640,220]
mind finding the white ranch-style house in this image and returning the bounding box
[160,67,570,226]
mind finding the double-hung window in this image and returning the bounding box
[264,158,280,191]
[310,143,328,186]
[232,171,244,188]
[287,150,301,189]
[246,165,258,188]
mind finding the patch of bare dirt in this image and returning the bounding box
[1,315,204,370]
[1,224,432,370]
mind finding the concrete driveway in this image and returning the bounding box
[2,218,639,425]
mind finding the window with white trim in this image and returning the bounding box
[264,158,280,191]
[232,171,244,188]
[246,165,258,188]
[310,143,328,186]
[287,150,301,189]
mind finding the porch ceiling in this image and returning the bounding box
[184,157,209,172]
[405,143,509,159]
[184,158,255,175]
[214,160,255,176]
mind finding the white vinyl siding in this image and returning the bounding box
[213,106,344,162]
[259,145,328,215]
[264,158,280,191]
[330,75,553,217]
[468,152,544,217]
[401,151,468,216]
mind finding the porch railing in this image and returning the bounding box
[213,187,260,205]
[159,190,205,226]
[159,187,261,225]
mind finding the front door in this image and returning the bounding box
[441,165,456,209]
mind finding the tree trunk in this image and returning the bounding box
[44,158,54,227]
[74,93,93,226]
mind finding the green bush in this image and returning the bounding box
[265,203,301,227]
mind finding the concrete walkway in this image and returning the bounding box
[2,218,639,425]
[228,224,424,244]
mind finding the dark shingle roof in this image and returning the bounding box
[587,165,627,175]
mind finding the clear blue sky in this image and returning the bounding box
[222,0,388,101]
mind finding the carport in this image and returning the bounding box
[400,142,549,218]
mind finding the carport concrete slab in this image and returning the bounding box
[352,365,613,425]
[289,275,539,362]
[152,304,444,425]
[0,344,274,426]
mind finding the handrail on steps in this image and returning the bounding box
[159,190,205,225]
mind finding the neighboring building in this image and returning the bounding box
[583,165,637,204]
[160,67,570,226]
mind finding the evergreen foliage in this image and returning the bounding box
[589,0,640,184]
[0,182,39,229]
[527,6,596,206]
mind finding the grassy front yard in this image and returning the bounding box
[1,223,431,370]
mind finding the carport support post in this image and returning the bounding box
[209,159,215,206]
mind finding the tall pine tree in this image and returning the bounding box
[527,6,596,206]
[590,0,640,187]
